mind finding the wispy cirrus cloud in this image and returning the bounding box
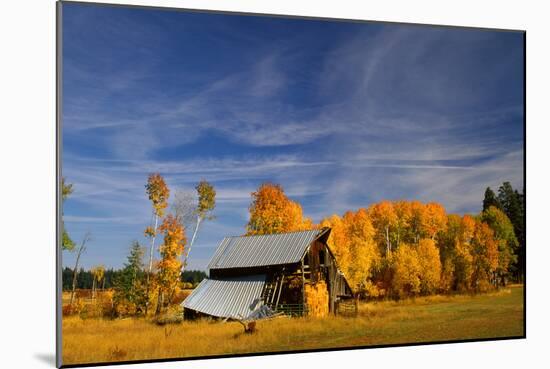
[61,4,523,269]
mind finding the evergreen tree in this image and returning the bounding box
[482,187,501,211]
[113,241,147,314]
[497,182,525,281]
[481,206,518,285]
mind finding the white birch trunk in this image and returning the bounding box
[182,215,202,272]
[148,213,159,273]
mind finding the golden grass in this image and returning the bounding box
[62,285,524,366]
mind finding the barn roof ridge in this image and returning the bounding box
[222,227,330,240]
[207,228,330,271]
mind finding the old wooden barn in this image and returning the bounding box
[182,228,355,319]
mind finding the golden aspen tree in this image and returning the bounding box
[471,220,499,291]
[144,173,169,314]
[423,202,448,240]
[320,214,350,271]
[182,180,216,270]
[91,265,105,300]
[367,201,397,255]
[320,210,380,294]
[452,215,476,292]
[438,214,462,292]
[155,214,187,315]
[392,244,421,298]
[344,209,381,292]
[408,200,427,244]
[416,239,441,294]
[246,183,311,235]
[393,200,412,249]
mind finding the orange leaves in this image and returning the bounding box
[158,215,186,260]
[367,201,397,254]
[145,173,170,217]
[472,221,499,272]
[246,183,312,235]
[461,215,476,243]
[368,201,398,231]
[156,214,187,293]
[242,180,508,297]
[424,202,448,239]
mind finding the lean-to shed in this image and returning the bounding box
[182,228,354,319]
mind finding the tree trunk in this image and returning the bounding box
[145,213,159,315]
[69,234,89,306]
[396,229,400,249]
[148,213,159,273]
[385,226,391,255]
[182,215,202,271]
[92,277,96,300]
[155,288,163,316]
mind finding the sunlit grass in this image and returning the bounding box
[62,285,524,365]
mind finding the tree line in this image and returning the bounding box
[62,267,206,291]
[247,182,524,299]
[62,175,523,317]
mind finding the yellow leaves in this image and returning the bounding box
[417,239,441,294]
[246,183,312,235]
[91,265,105,282]
[196,180,216,217]
[391,239,441,298]
[392,244,422,298]
[144,226,156,238]
[145,173,170,217]
[242,181,508,297]
[320,209,380,292]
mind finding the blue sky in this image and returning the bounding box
[61,3,524,271]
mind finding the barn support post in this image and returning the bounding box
[274,268,284,309]
[301,259,306,316]
[329,263,336,314]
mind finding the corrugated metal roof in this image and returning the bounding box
[208,229,325,270]
[182,275,266,318]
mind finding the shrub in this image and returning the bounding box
[62,299,85,316]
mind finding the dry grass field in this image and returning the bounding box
[61,285,524,366]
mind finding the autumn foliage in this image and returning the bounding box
[320,209,380,292]
[317,199,515,299]
[145,173,170,218]
[156,214,187,310]
[246,183,312,235]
